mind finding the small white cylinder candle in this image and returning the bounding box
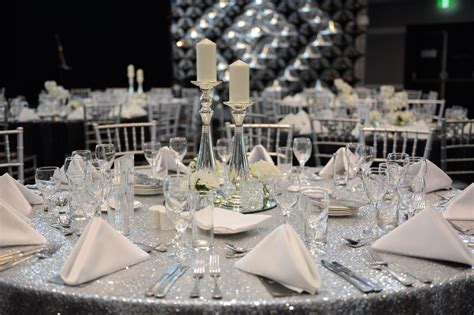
[136,69,144,83]
[127,64,135,78]
[229,60,250,102]
[196,38,216,82]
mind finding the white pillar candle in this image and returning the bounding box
[127,64,135,78]
[196,38,216,82]
[229,60,250,103]
[136,69,144,83]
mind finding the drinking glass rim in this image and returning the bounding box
[36,166,59,172]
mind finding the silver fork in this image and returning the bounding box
[366,251,416,286]
[209,254,223,299]
[189,259,205,298]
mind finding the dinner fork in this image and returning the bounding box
[189,259,205,298]
[366,251,416,286]
[209,254,223,299]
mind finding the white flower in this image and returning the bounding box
[380,85,395,99]
[334,78,353,95]
[389,110,412,126]
[369,110,381,126]
[191,169,220,191]
[44,81,57,93]
[249,161,281,182]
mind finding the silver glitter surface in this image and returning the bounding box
[0,183,473,314]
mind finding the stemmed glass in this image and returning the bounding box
[406,156,427,177]
[163,174,193,261]
[386,153,410,179]
[72,150,93,162]
[95,144,116,170]
[277,146,293,174]
[64,156,87,219]
[272,169,300,224]
[143,142,162,181]
[398,175,426,220]
[215,138,232,165]
[84,160,107,219]
[345,143,360,191]
[356,145,375,174]
[292,137,312,182]
[35,166,60,211]
[362,167,389,236]
[169,137,187,175]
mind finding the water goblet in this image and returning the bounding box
[362,167,389,236]
[272,168,300,224]
[292,137,312,182]
[35,166,60,211]
[356,145,375,174]
[169,137,187,175]
[143,142,162,181]
[397,175,426,220]
[95,144,116,170]
[300,188,329,256]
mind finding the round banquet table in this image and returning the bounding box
[0,182,473,314]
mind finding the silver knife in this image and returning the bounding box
[321,260,376,293]
[145,262,180,297]
[331,261,383,292]
[155,265,189,298]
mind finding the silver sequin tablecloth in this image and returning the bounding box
[0,189,473,314]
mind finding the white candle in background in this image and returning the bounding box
[127,64,135,78]
[136,69,144,83]
[229,60,250,103]
[196,38,216,82]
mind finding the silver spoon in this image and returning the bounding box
[224,242,253,253]
[344,237,373,248]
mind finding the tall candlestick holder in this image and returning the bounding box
[137,81,144,94]
[191,80,222,170]
[222,99,253,211]
[128,77,134,95]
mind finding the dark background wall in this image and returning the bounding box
[366,0,474,86]
[4,1,173,103]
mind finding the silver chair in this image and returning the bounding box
[406,89,423,100]
[149,87,173,98]
[147,100,181,142]
[70,88,91,99]
[259,91,282,123]
[359,126,434,163]
[311,118,360,166]
[0,127,24,182]
[84,103,122,151]
[225,123,294,157]
[441,119,474,178]
[93,121,157,158]
[181,88,200,100]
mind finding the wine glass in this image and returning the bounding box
[356,145,375,174]
[35,166,60,211]
[84,160,107,218]
[169,137,187,175]
[272,169,300,224]
[64,156,88,219]
[398,175,426,220]
[362,167,389,236]
[292,137,312,181]
[95,144,116,170]
[143,142,162,181]
[215,138,232,164]
[386,152,409,181]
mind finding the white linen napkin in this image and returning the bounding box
[372,206,472,265]
[67,106,84,121]
[319,147,354,179]
[156,146,189,174]
[443,183,474,221]
[248,145,274,164]
[0,174,33,216]
[17,108,40,122]
[0,200,47,247]
[53,167,69,185]
[407,160,452,193]
[194,207,271,234]
[60,217,149,285]
[235,224,321,294]
[1,173,43,205]
[121,105,147,119]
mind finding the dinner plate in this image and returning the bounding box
[107,199,142,210]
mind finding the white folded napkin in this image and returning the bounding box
[372,206,472,265]
[60,217,149,285]
[407,160,452,193]
[17,108,40,122]
[319,147,353,179]
[0,174,33,216]
[443,183,474,221]
[53,167,68,184]
[0,200,47,247]
[194,207,271,234]
[67,106,84,121]
[121,105,147,119]
[156,146,189,174]
[1,173,43,205]
[248,144,274,164]
[235,224,321,294]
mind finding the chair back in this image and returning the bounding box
[405,89,422,100]
[84,102,122,151]
[149,87,173,98]
[225,123,293,157]
[70,88,91,99]
[0,127,24,182]
[147,99,181,142]
[359,126,434,163]
[441,119,474,177]
[406,99,445,126]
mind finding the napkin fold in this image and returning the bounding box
[121,105,147,119]
[67,106,84,121]
[0,200,47,247]
[235,224,321,294]
[53,167,69,184]
[17,108,40,122]
[372,206,472,265]
[156,146,189,174]
[319,147,353,179]
[1,173,43,205]
[194,207,271,234]
[409,160,452,193]
[0,174,33,216]
[60,217,149,285]
[443,183,474,221]
[248,145,274,164]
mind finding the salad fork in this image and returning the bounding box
[209,254,223,299]
[189,259,205,298]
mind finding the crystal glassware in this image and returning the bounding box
[35,166,60,211]
[406,156,427,178]
[300,188,329,255]
[215,138,232,165]
[292,137,312,182]
[143,142,162,180]
[84,160,107,219]
[356,145,375,174]
[95,144,116,170]
[272,168,300,224]
[71,150,93,162]
[191,190,214,253]
[64,156,87,220]
[170,137,187,175]
[397,175,426,220]
[362,167,389,236]
[277,146,293,174]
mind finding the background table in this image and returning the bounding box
[0,185,472,314]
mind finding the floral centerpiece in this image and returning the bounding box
[189,157,223,191]
[334,78,358,106]
[388,110,413,126]
[249,160,281,206]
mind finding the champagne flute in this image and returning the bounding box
[362,167,389,236]
[95,144,116,170]
[169,137,187,175]
[144,142,162,181]
[292,137,312,182]
[35,166,60,211]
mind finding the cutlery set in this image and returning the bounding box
[0,244,61,272]
[224,242,253,258]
